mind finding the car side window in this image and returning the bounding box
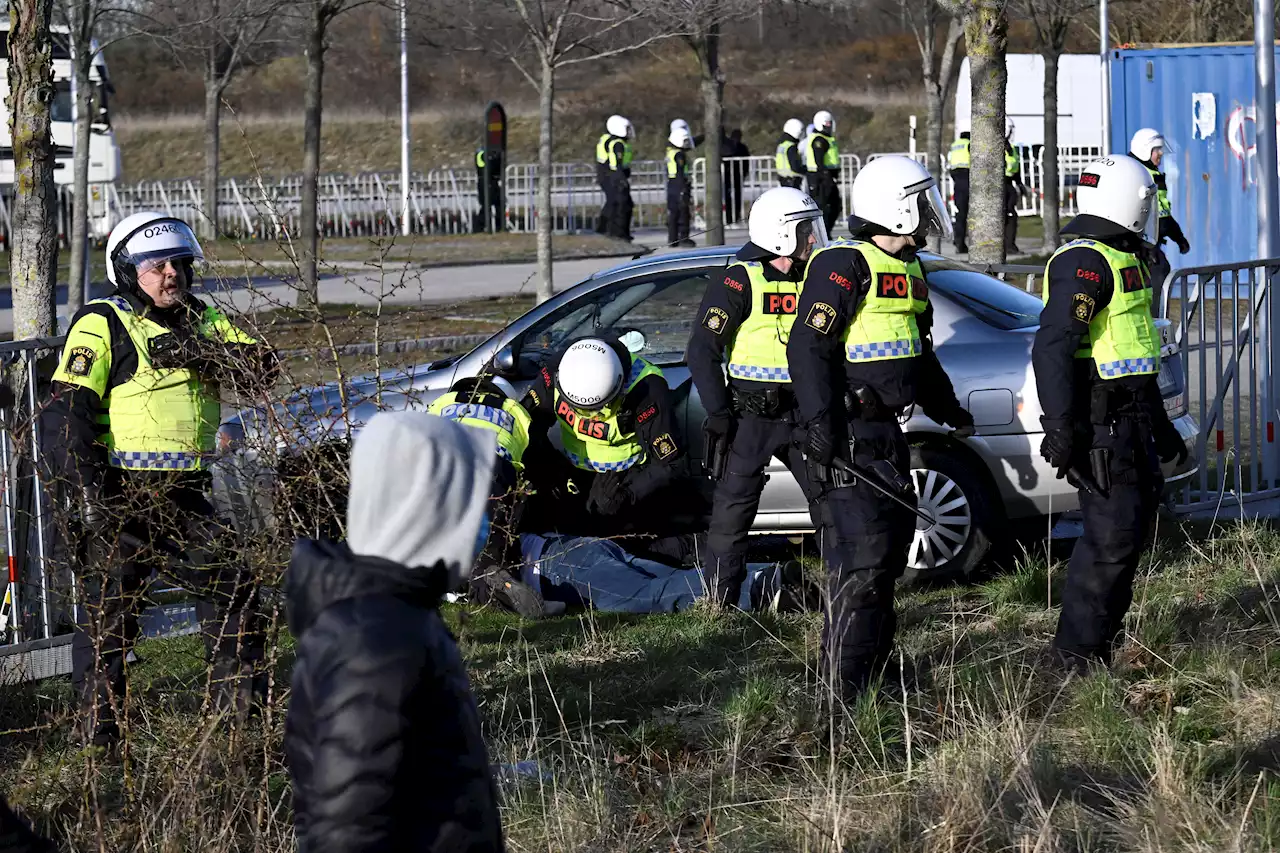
[518,268,715,367]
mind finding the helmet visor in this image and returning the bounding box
[117,219,204,275]
[787,211,829,260]
[919,184,954,242]
[1139,186,1159,246]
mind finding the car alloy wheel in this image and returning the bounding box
[908,467,972,571]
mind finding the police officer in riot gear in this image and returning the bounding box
[948,132,971,253]
[687,187,829,607]
[427,374,546,618]
[596,115,635,241]
[519,336,700,562]
[666,127,696,247]
[474,145,504,232]
[788,155,973,704]
[1004,122,1024,254]
[43,211,275,747]
[802,110,841,234]
[1129,128,1190,310]
[775,119,805,189]
[1033,155,1189,673]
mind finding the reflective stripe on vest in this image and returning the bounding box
[726,262,800,383]
[802,133,839,171]
[666,147,686,179]
[93,296,243,471]
[556,357,663,472]
[808,240,927,363]
[775,139,799,177]
[1005,148,1019,177]
[1144,163,1172,217]
[948,139,970,169]
[1042,238,1160,380]
[476,149,486,168]
[427,392,532,466]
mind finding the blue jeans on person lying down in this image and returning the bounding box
[520,533,757,614]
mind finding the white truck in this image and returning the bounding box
[954,53,1105,149]
[0,22,122,238]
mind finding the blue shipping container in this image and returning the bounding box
[1110,44,1276,269]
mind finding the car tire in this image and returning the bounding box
[902,443,1003,584]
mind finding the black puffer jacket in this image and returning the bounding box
[284,538,505,853]
[0,795,53,853]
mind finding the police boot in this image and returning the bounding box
[472,561,547,620]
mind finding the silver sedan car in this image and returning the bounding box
[217,246,1198,579]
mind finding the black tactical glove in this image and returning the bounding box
[946,406,976,439]
[1040,426,1074,474]
[805,420,836,467]
[586,473,632,517]
[1176,237,1191,255]
[703,410,735,445]
[1153,416,1189,466]
[148,332,207,370]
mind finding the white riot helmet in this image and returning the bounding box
[669,127,693,149]
[451,373,519,402]
[783,118,804,140]
[813,110,834,135]
[557,338,625,412]
[849,155,953,241]
[1074,156,1159,245]
[1129,127,1165,162]
[738,186,828,261]
[670,118,690,133]
[606,114,630,138]
[106,211,204,287]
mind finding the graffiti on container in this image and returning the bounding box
[1226,102,1280,190]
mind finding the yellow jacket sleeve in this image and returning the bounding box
[52,312,113,395]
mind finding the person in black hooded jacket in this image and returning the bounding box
[285,411,505,853]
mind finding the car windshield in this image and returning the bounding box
[923,261,1043,330]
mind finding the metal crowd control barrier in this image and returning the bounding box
[1162,258,1280,514]
[689,154,864,232]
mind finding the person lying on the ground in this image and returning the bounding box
[285,412,505,853]
[514,532,819,615]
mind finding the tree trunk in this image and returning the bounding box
[8,0,59,342]
[700,25,724,247]
[203,69,222,242]
[933,15,964,254]
[298,4,326,310]
[919,10,941,252]
[535,54,554,304]
[1041,46,1061,251]
[67,7,91,319]
[962,2,1008,266]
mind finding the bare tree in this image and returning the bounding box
[940,0,1008,265]
[651,0,750,248]
[464,0,673,303]
[8,0,60,342]
[141,0,281,241]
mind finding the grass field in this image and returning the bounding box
[4,518,1280,850]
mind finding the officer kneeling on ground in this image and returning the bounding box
[788,155,973,706]
[1033,155,1188,673]
[520,336,700,563]
[43,211,275,748]
[687,186,828,607]
[428,373,547,618]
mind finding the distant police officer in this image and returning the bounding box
[948,132,971,253]
[802,110,841,234]
[1032,156,1188,673]
[666,126,696,248]
[788,156,973,704]
[596,115,635,241]
[427,374,546,618]
[687,187,828,606]
[1129,128,1190,309]
[775,119,806,189]
[44,212,275,747]
[474,145,504,232]
[520,337,700,561]
[1004,122,1024,254]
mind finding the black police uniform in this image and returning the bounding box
[605,138,634,241]
[777,134,805,190]
[666,147,692,247]
[474,148,504,233]
[1032,214,1186,671]
[519,340,702,563]
[687,258,822,606]
[788,235,970,701]
[949,135,970,252]
[1004,142,1023,254]
[43,284,275,746]
[805,136,842,235]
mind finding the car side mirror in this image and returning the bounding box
[493,343,518,376]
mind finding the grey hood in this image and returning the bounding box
[346,410,497,588]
